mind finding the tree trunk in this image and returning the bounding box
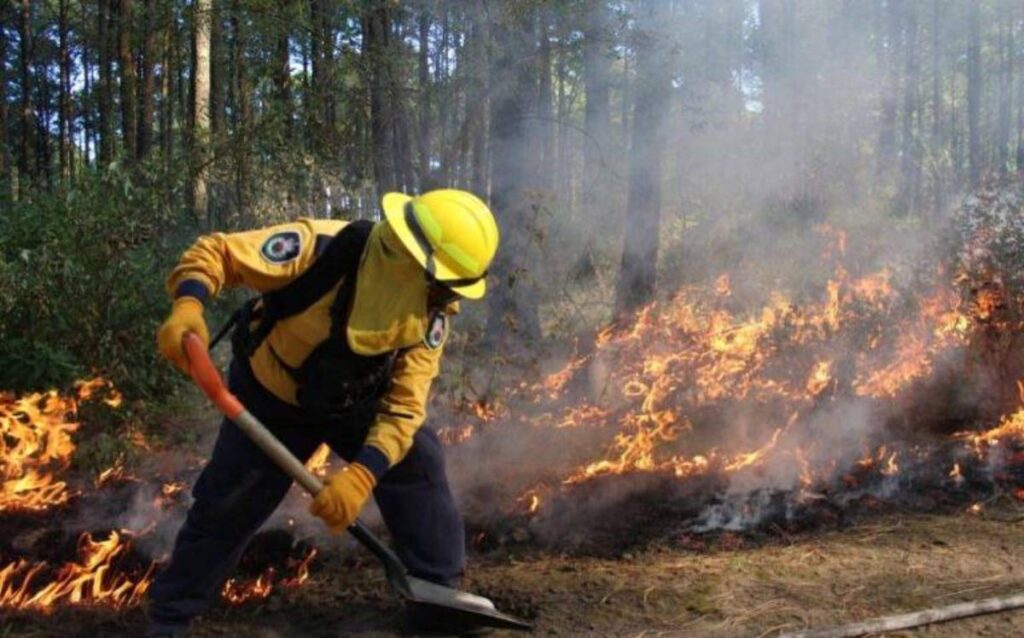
[583,0,612,221]
[556,16,572,213]
[210,0,222,138]
[119,0,137,162]
[468,0,488,196]
[18,0,34,185]
[931,0,944,215]
[36,49,52,186]
[996,0,1013,174]
[614,0,672,316]
[322,1,336,146]
[877,0,901,179]
[435,6,451,183]
[82,32,92,166]
[275,0,291,140]
[485,2,543,344]
[231,0,251,223]
[362,0,396,194]
[98,0,114,163]
[309,0,323,153]
[967,0,983,187]
[0,5,8,194]
[896,1,920,216]
[1017,2,1024,174]
[161,1,175,168]
[536,8,554,195]
[193,0,212,222]
[58,0,72,181]
[942,51,958,184]
[417,9,431,187]
[138,0,156,160]
[394,92,417,192]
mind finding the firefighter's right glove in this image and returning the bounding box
[157,298,209,373]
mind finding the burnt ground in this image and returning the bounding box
[4,507,1024,638]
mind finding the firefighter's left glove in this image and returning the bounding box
[157,298,209,374]
[310,463,376,533]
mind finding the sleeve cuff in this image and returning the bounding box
[174,279,210,304]
[354,445,391,481]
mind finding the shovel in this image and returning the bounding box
[182,332,532,632]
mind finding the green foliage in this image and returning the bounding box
[0,162,196,397]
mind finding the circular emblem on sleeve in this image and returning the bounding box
[424,310,448,350]
[260,231,302,264]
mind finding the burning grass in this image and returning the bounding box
[0,379,121,513]
[0,530,153,610]
[0,379,320,614]
[443,217,1024,550]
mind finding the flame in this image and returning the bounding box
[305,444,332,478]
[471,399,509,421]
[715,274,732,297]
[724,429,783,473]
[518,490,542,515]
[880,451,899,477]
[480,225,1007,519]
[222,573,273,605]
[949,463,963,484]
[0,377,327,614]
[96,460,136,487]
[438,424,475,445]
[957,405,1024,450]
[805,360,833,396]
[539,261,962,489]
[0,378,121,513]
[0,531,154,610]
[221,547,317,605]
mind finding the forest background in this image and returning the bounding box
[0,0,1020,428]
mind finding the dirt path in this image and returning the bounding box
[5,511,1024,637]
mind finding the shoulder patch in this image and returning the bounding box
[424,309,449,350]
[260,231,302,264]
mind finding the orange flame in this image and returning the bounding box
[221,547,317,605]
[305,444,332,478]
[0,531,154,610]
[0,378,121,512]
[497,227,987,511]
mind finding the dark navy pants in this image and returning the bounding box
[147,361,465,632]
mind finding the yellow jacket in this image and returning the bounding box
[167,218,453,475]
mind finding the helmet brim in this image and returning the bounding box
[381,192,488,300]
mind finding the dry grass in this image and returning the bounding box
[5,510,1024,637]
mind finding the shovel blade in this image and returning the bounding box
[403,574,533,632]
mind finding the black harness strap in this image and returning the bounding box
[261,220,375,323]
[232,219,375,356]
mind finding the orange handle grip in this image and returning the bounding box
[183,332,245,419]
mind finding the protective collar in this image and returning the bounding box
[347,222,455,355]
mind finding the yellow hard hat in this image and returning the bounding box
[381,189,499,299]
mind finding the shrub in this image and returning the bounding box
[0,163,197,397]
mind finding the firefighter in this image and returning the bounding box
[147,190,499,636]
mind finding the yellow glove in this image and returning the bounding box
[157,298,209,373]
[309,463,376,533]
